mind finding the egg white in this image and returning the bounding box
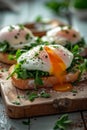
[42,26,81,46]
[18,44,73,73]
[0,25,35,50]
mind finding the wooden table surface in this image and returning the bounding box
[0,0,87,130]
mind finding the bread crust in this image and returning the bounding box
[8,65,80,90]
[0,53,16,64]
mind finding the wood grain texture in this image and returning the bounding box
[30,112,85,130]
[0,96,86,130]
[0,72,87,118]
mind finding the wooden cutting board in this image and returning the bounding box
[0,72,87,119]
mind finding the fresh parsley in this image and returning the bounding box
[0,40,9,52]
[28,92,39,101]
[39,90,51,98]
[12,100,20,105]
[34,71,44,86]
[18,24,24,30]
[71,89,77,93]
[22,120,30,125]
[35,15,43,22]
[27,90,51,102]
[25,33,30,40]
[8,25,15,32]
[53,114,72,130]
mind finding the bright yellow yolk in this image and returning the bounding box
[44,46,72,92]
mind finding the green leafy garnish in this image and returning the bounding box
[28,92,39,101]
[25,33,30,40]
[8,25,15,32]
[12,101,20,105]
[71,89,77,93]
[27,90,51,102]
[18,24,24,30]
[53,114,72,130]
[35,15,43,22]
[34,71,44,86]
[67,43,87,77]
[16,49,23,59]
[8,54,15,60]
[0,40,9,52]
[22,120,30,125]
[39,90,51,98]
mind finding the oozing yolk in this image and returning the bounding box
[44,46,72,92]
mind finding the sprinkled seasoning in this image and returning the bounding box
[73,34,77,38]
[14,35,18,39]
[65,30,69,34]
[45,55,48,58]
[17,32,20,36]
[19,42,23,44]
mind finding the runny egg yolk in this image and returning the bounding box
[44,46,72,92]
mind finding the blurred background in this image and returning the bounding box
[0,0,87,40]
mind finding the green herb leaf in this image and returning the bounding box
[8,25,15,32]
[12,101,20,105]
[0,40,9,52]
[71,89,77,93]
[18,24,24,30]
[35,15,43,22]
[40,91,51,98]
[25,33,30,40]
[8,54,15,60]
[16,49,23,59]
[22,120,30,125]
[28,92,38,101]
[53,114,72,130]
[34,71,43,86]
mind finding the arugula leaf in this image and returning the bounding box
[39,90,51,98]
[18,24,24,30]
[35,15,43,22]
[8,54,15,60]
[12,100,20,105]
[71,89,78,93]
[22,120,30,125]
[53,114,72,130]
[8,25,15,32]
[28,92,38,101]
[16,49,23,59]
[34,71,43,86]
[27,90,51,102]
[0,40,9,52]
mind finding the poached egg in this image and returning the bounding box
[42,26,81,46]
[18,44,73,73]
[18,44,73,91]
[0,25,35,50]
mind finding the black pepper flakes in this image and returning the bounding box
[19,42,23,44]
[45,55,48,58]
[17,33,20,36]
[14,35,18,39]
[73,34,77,38]
[65,30,69,34]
